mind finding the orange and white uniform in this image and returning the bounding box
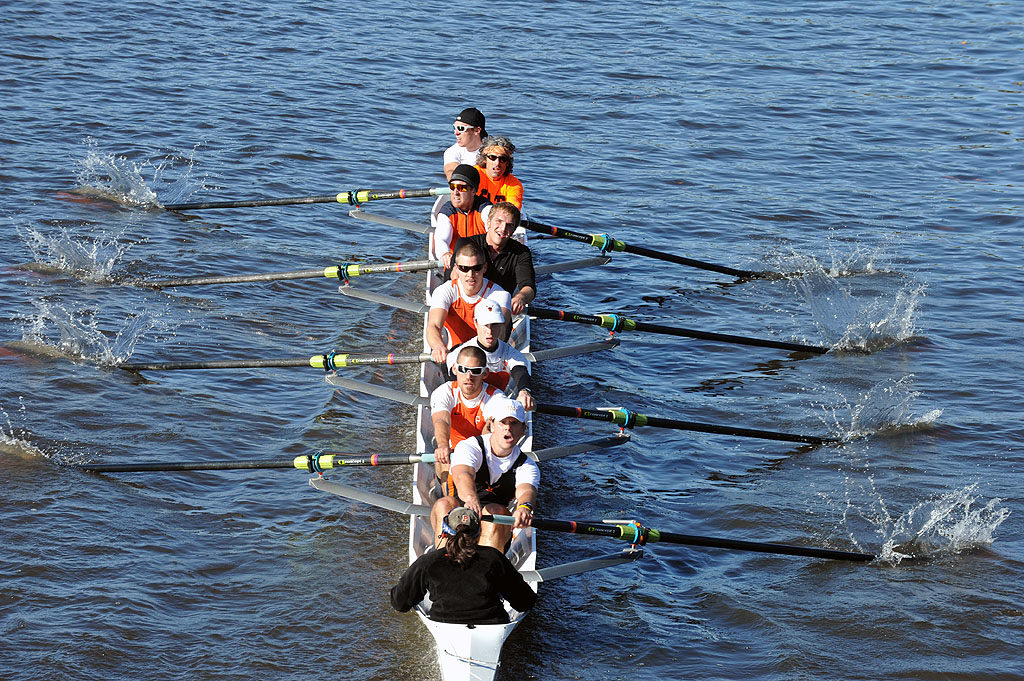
[428,279,511,349]
[431,196,492,259]
[446,337,529,391]
[429,382,500,449]
[474,168,524,209]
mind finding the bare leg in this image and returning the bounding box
[479,502,512,551]
[430,496,459,548]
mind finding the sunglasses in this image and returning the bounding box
[456,263,485,273]
[484,153,510,163]
[449,183,471,192]
[454,364,486,376]
[453,124,474,132]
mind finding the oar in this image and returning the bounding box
[118,351,428,372]
[535,403,836,445]
[162,186,450,211]
[78,452,426,474]
[118,339,620,373]
[486,515,875,562]
[528,305,830,355]
[80,435,631,473]
[521,218,764,279]
[145,259,440,288]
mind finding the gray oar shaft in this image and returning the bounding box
[147,260,439,288]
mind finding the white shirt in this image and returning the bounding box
[451,435,540,490]
[443,142,482,168]
[429,381,497,416]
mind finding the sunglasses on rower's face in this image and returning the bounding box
[454,364,486,376]
[456,263,484,273]
[449,183,471,193]
[453,124,474,132]
[484,153,510,163]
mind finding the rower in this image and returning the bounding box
[430,345,501,490]
[450,201,535,316]
[474,136,523,209]
[448,300,535,412]
[431,396,538,552]
[390,505,536,624]
[443,107,487,180]
[432,164,492,265]
[426,240,511,363]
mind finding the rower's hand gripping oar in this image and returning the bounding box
[162,186,451,212]
[486,515,876,563]
[528,305,831,355]
[145,258,441,289]
[535,403,838,446]
[521,218,765,279]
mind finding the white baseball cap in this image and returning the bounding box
[474,300,505,325]
[484,396,526,423]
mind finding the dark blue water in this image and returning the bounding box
[2,2,1021,680]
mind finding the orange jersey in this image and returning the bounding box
[474,168,524,209]
[440,383,500,447]
[430,278,510,348]
[436,195,490,246]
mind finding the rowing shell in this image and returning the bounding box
[312,205,639,681]
[406,212,536,681]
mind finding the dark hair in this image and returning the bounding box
[447,525,480,568]
[453,240,486,263]
[456,344,487,365]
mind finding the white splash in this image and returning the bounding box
[812,375,941,441]
[20,300,170,365]
[17,221,133,280]
[870,485,1009,565]
[74,138,208,208]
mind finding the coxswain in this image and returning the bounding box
[429,345,501,490]
[390,505,536,625]
[433,164,492,264]
[443,107,487,180]
[431,397,538,552]
[450,201,535,316]
[426,240,511,363]
[447,300,535,412]
[474,136,523,209]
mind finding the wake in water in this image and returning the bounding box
[72,137,208,208]
[18,299,172,366]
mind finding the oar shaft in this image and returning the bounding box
[163,187,449,212]
[521,219,759,278]
[534,403,835,445]
[119,351,431,372]
[147,259,440,288]
[80,451,433,473]
[487,516,875,562]
[528,306,828,355]
[651,530,875,562]
[80,459,296,472]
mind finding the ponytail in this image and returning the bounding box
[446,526,480,568]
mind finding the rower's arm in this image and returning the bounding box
[511,484,537,529]
[431,411,453,464]
[510,285,535,315]
[426,308,449,362]
[450,464,480,514]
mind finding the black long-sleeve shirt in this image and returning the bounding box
[448,234,536,298]
[390,546,537,624]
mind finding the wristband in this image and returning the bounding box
[517,502,533,512]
